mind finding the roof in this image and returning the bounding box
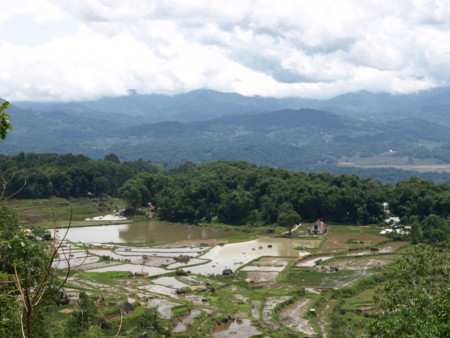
[314,219,327,230]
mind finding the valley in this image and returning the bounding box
[25,203,405,337]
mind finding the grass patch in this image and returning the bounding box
[343,288,377,309]
[84,271,130,278]
[172,305,190,314]
[282,268,371,288]
[7,197,126,228]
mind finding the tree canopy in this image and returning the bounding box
[0,101,12,140]
[367,244,450,337]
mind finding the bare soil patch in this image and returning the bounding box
[159,239,221,248]
[335,257,393,270]
[318,233,386,253]
[253,257,294,266]
[246,271,279,282]
[279,298,316,335]
[379,241,410,250]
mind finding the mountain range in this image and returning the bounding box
[12,86,450,125]
[1,87,450,180]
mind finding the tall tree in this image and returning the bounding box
[0,101,12,140]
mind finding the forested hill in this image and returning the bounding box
[1,154,449,243]
[4,103,450,162]
[2,102,450,186]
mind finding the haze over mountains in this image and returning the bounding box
[1,87,450,184]
[12,86,450,125]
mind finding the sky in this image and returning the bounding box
[1,0,450,101]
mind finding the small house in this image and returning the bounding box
[309,220,328,235]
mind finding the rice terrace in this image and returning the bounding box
[3,196,442,337]
[2,4,450,333]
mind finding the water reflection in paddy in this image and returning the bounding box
[188,237,309,275]
[58,221,241,244]
[212,318,261,337]
[87,264,167,276]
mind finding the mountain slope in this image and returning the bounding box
[12,86,450,126]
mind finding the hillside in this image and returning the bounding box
[2,103,450,167]
[13,86,450,126]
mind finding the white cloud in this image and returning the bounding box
[0,0,450,101]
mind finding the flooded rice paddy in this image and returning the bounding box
[212,319,262,337]
[57,220,242,244]
[186,237,309,275]
[51,221,400,337]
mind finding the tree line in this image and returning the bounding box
[1,153,449,234]
[119,161,450,228]
[0,152,164,198]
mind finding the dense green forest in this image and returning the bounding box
[1,153,449,243]
[118,161,450,243]
[0,153,163,199]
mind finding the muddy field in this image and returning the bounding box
[49,221,407,337]
[318,231,387,253]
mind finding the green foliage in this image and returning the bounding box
[175,269,188,276]
[366,244,450,337]
[64,292,98,337]
[136,307,166,336]
[0,153,160,199]
[0,203,63,337]
[112,161,450,227]
[0,272,21,336]
[0,203,20,239]
[104,153,120,163]
[0,101,12,140]
[277,202,301,234]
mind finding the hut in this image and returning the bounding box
[309,220,328,235]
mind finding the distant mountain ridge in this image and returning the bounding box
[12,86,450,126]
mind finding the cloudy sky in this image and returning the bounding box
[1,0,450,101]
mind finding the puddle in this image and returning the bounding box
[53,248,100,269]
[246,271,279,283]
[147,298,179,319]
[85,264,167,276]
[53,255,99,269]
[183,294,210,306]
[139,284,176,297]
[279,299,316,335]
[347,251,371,256]
[262,296,290,329]
[88,249,133,260]
[66,277,112,291]
[115,246,206,254]
[152,277,189,289]
[187,237,309,275]
[241,265,285,272]
[75,261,123,270]
[253,257,293,266]
[115,251,199,258]
[167,258,209,269]
[212,319,261,337]
[337,258,391,270]
[137,256,176,266]
[251,300,262,320]
[234,294,249,303]
[305,288,321,295]
[172,309,203,333]
[295,256,333,267]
